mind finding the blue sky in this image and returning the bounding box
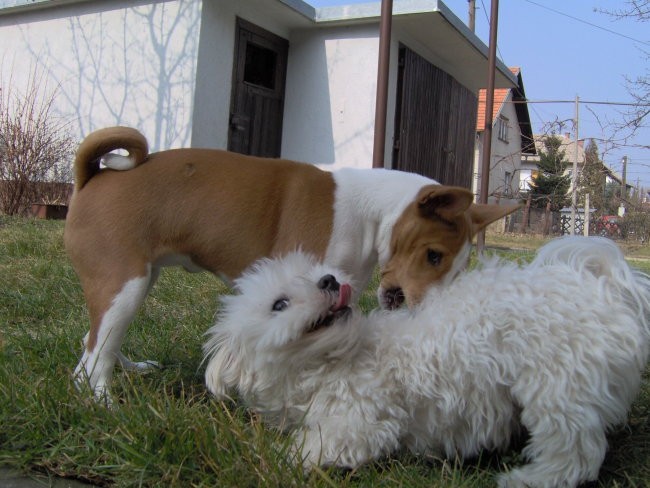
[307,0,650,188]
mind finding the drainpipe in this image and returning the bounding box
[476,0,499,253]
[372,0,393,168]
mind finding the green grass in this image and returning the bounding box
[1,216,649,487]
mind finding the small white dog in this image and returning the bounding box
[203,237,650,487]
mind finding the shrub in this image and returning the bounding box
[0,68,74,215]
[620,211,650,242]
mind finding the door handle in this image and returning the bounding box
[229,113,249,132]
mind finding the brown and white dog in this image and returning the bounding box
[64,126,517,401]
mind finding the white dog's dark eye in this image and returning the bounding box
[272,298,290,312]
[427,249,443,266]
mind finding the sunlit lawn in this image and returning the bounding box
[1,217,648,487]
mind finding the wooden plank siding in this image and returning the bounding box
[392,46,478,188]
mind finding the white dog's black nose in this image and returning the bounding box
[318,274,340,292]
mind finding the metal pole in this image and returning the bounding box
[584,193,590,236]
[372,0,393,168]
[476,0,499,253]
[468,0,476,32]
[570,95,579,235]
[618,155,628,217]
[621,156,628,200]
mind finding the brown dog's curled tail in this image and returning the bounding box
[73,126,149,191]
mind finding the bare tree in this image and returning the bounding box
[599,1,650,144]
[599,1,650,21]
[0,68,74,215]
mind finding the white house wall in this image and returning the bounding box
[281,24,386,170]
[1,0,394,168]
[491,93,522,199]
[474,91,523,203]
[0,0,201,151]
[1,0,489,174]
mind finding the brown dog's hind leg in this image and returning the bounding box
[73,265,154,405]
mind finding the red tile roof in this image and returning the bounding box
[476,67,520,131]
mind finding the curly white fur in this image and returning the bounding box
[203,236,650,487]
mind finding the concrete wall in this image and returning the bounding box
[281,24,382,169]
[0,0,201,150]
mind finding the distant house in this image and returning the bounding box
[521,132,586,194]
[521,134,637,199]
[0,0,516,187]
[522,135,638,228]
[602,165,633,196]
[474,67,535,205]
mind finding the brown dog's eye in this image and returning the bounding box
[272,298,289,312]
[427,249,442,266]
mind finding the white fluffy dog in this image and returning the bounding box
[203,236,650,487]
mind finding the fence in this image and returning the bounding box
[505,207,603,237]
[505,207,561,235]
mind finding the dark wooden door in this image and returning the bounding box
[229,19,288,157]
[392,46,478,188]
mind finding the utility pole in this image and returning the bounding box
[476,0,499,253]
[619,155,628,216]
[570,95,579,236]
[621,156,628,200]
[468,0,476,32]
[584,193,590,236]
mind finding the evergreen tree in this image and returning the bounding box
[604,181,622,214]
[527,135,571,210]
[578,139,608,217]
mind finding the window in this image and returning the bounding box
[497,116,509,143]
[244,42,277,89]
[504,171,512,197]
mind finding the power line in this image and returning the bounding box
[523,0,650,46]
[509,99,650,107]
[477,0,504,61]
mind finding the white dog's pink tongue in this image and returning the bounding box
[332,283,352,311]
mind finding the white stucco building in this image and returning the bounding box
[1,0,516,185]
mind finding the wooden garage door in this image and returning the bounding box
[392,46,478,188]
[229,18,288,157]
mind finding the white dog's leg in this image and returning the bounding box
[296,415,401,470]
[297,428,374,470]
[498,406,606,488]
[73,272,152,404]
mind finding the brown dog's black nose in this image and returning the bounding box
[318,274,340,292]
[382,288,405,310]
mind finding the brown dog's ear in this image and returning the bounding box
[468,203,520,236]
[417,185,474,221]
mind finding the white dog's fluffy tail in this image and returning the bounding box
[531,236,650,338]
